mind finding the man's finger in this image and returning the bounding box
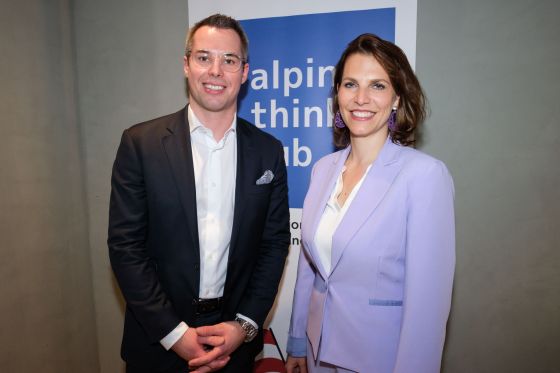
[206,355,230,370]
[190,365,212,373]
[190,356,229,373]
[197,335,225,347]
[195,324,223,337]
[188,347,226,368]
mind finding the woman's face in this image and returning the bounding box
[337,53,399,142]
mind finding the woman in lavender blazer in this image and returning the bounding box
[286,34,455,373]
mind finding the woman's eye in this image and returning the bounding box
[372,82,386,90]
[343,82,356,88]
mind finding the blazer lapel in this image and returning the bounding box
[330,138,403,274]
[305,147,350,278]
[229,118,255,256]
[161,108,200,253]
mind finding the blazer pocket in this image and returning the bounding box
[369,299,403,306]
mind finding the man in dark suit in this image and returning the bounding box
[108,14,290,373]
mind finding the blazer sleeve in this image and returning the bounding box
[108,129,181,342]
[393,160,456,373]
[286,246,316,357]
[286,161,322,357]
[236,140,290,326]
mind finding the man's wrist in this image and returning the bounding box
[234,316,258,342]
[160,322,188,350]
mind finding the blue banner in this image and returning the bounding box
[239,8,395,207]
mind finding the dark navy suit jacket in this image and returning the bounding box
[108,107,290,369]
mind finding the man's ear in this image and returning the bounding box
[183,55,190,78]
[241,62,249,84]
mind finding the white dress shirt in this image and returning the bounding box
[314,165,371,274]
[161,106,240,350]
[189,107,237,299]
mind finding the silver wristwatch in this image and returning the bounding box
[234,316,258,342]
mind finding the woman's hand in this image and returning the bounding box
[286,355,308,373]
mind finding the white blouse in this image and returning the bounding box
[313,165,371,274]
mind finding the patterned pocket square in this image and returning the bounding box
[256,170,274,185]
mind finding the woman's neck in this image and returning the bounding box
[347,134,388,167]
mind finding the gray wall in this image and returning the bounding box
[1,1,558,372]
[418,1,560,372]
[71,0,187,371]
[0,1,98,372]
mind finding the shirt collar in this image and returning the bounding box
[187,105,237,136]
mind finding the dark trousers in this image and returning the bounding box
[126,310,255,373]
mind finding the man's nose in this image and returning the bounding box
[208,56,223,76]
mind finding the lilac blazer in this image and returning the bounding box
[287,137,455,373]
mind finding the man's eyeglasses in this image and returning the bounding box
[187,50,246,73]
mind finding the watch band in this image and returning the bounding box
[234,316,258,342]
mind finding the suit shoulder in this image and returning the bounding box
[399,146,452,179]
[314,148,345,169]
[125,108,185,138]
[237,117,283,147]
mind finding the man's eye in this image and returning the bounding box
[224,57,240,66]
[197,55,210,62]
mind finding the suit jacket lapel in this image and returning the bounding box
[330,138,403,274]
[161,108,200,253]
[305,147,350,278]
[229,118,255,257]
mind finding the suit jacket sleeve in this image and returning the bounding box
[393,160,456,373]
[236,139,290,326]
[286,246,315,357]
[286,162,320,356]
[108,129,181,342]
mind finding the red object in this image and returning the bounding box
[254,328,286,373]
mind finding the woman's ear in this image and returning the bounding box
[393,96,400,109]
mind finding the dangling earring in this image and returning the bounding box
[388,107,397,131]
[334,111,346,128]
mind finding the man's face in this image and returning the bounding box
[184,26,249,118]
